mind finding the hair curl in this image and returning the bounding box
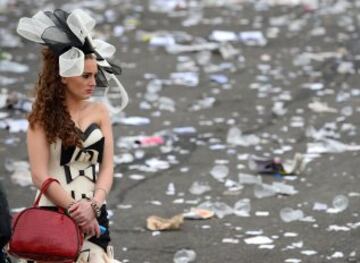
[28,48,83,148]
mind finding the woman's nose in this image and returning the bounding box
[89,76,96,86]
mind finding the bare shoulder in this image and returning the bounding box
[93,101,110,117]
[85,101,109,117]
[87,101,111,127]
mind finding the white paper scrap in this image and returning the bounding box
[285,259,301,263]
[244,236,273,245]
[245,230,263,236]
[327,225,350,231]
[152,231,161,236]
[255,211,270,217]
[222,238,239,244]
[329,252,344,258]
[259,244,275,249]
[313,202,328,211]
[301,250,317,256]
[209,30,238,42]
[284,232,299,237]
[129,174,145,180]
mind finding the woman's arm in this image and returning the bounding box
[27,124,75,209]
[92,102,114,205]
[68,102,112,237]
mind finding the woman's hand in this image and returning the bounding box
[80,218,100,238]
[68,199,96,225]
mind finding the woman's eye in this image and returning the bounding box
[82,74,90,79]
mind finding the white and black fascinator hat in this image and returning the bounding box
[16,9,128,112]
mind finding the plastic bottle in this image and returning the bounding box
[210,165,229,181]
[233,199,251,216]
[211,202,233,219]
[189,181,211,195]
[254,183,277,199]
[238,173,262,185]
[173,249,196,263]
[197,201,233,219]
[279,207,304,223]
[332,195,349,212]
[99,225,107,234]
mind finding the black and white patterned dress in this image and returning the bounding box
[35,122,110,251]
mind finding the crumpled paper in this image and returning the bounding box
[146,214,184,231]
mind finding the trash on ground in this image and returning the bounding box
[147,214,184,231]
[183,208,215,220]
[173,249,196,263]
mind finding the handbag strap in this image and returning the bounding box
[33,178,60,207]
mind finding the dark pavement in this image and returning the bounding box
[1,0,360,262]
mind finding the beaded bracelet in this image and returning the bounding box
[90,199,101,218]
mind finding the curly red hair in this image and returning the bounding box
[28,48,91,148]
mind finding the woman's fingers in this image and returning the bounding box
[92,223,100,238]
[71,212,90,225]
[69,207,90,220]
[95,224,101,238]
[80,227,89,235]
[69,210,79,218]
[81,220,100,238]
[76,213,91,222]
[68,200,87,213]
[78,219,88,226]
[75,210,100,238]
[68,202,79,213]
[69,211,81,220]
[68,201,95,221]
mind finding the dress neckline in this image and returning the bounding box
[76,122,101,140]
[60,122,104,166]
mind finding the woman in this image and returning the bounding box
[16,9,128,263]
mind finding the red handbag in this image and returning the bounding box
[8,178,84,262]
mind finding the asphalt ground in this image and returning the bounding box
[2,0,360,262]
